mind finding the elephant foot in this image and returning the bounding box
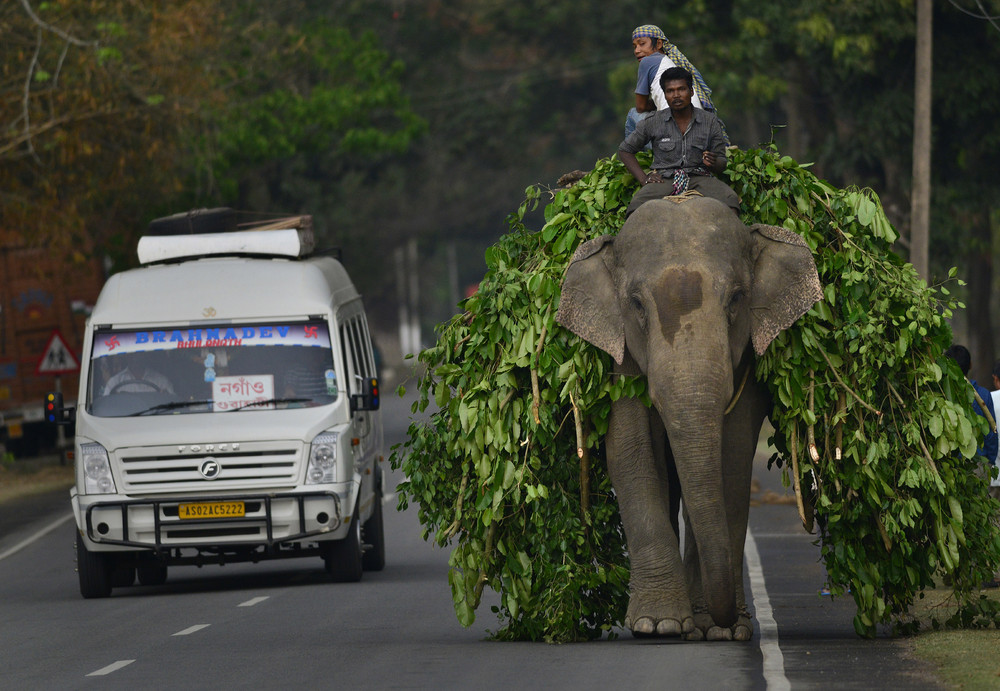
[625,592,694,638]
[733,615,753,641]
[685,611,753,642]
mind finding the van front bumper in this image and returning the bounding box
[78,490,346,551]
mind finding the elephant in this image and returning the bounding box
[555,194,821,640]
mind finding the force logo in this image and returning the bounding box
[199,458,221,480]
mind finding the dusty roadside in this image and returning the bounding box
[0,457,74,546]
[0,457,74,505]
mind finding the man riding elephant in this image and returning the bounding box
[618,66,739,217]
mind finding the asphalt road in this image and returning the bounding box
[0,390,944,690]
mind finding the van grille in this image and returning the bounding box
[117,446,300,493]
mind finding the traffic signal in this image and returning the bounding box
[45,392,63,423]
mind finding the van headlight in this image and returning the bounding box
[80,443,116,494]
[306,432,338,484]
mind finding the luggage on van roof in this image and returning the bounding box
[138,208,315,265]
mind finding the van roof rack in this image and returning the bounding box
[137,210,315,264]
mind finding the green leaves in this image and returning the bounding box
[737,145,1000,637]
[392,144,1000,641]
[392,158,633,642]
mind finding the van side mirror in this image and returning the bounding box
[350,377,380,413]
[45,392,75,425]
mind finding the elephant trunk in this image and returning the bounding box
[651,364,737,629]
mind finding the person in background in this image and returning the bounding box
[990,359,1000,490]
[987,359,1000,588]
[945,345,998,466]
[625,24,729,145]
[103,353,174,394]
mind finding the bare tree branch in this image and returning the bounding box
[17,0,98,47]
[22,27,43,161]
[947,0,1000,33]
[0,109,125,159]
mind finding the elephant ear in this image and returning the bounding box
[748,224,823,355]
[555,235,625,364]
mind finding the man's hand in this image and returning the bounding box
[702,150,725,173]
[643,171,665,185]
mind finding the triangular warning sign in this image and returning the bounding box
[36,330,80,375]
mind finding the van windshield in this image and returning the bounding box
[86,321,339,417]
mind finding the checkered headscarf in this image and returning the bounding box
[632,24,668,43]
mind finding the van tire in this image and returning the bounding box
[112,566,136,587]
[324,509,363,582]
[137,564,168,586]
[362,475,386,572]
[76,532,113,598]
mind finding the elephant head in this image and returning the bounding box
[555,195,820,632]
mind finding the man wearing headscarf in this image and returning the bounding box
[626,24,730,146]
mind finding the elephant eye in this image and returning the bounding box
[726,288,746,318]
[629,294,647,327]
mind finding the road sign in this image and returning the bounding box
[36,330,80,375]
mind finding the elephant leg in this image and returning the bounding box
[608,394,693,637]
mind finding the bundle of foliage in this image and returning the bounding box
[392,144,1000,642]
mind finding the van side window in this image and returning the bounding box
[357,316,376,377]
[350,318,370,378]
[340,313,369,394]
[340,320,356,394]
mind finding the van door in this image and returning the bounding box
[338,308,381,519]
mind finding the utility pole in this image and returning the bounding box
[395,246,411,357]
[407,238,421,354]
[910,0,932,280]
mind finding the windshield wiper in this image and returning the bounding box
[228,397,309,412]
[135,400,214,416]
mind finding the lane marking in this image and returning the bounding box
[0,513,73,562]
[172,624,210,636]
[745,528,790,691]
[238,596,269,607]
[87,660,135,676]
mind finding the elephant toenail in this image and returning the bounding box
[632,617,656,635]
[656,619,682,636]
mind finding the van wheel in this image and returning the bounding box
[112,566,136,587]
[324,510,363,583]
[137,564,168,586]
[76,532,113,599]
[362,479,386,572]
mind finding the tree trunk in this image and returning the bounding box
[910,0,932,280]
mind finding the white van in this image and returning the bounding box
[48,210,385,597]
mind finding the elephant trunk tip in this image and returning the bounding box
[705,563,738,629]
[710,603,738,630]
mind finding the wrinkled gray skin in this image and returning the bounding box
[556,196,821,641]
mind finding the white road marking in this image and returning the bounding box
[745,528,790,691]
[172,624,210,636]
[0,513,73,562]
[87,660,134,676]
[238,596,269,607]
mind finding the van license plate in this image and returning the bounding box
[178,501,245,519]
